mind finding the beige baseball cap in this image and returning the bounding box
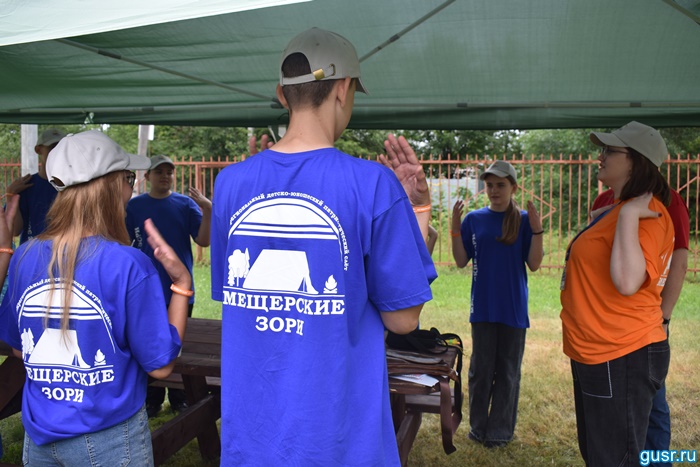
[47,130,151,191]
[590,121,668,167]
[280,27,367,94]
[480,160,518,183]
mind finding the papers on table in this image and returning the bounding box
[390,374,440,387]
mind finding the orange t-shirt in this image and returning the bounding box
[560,197,673,364]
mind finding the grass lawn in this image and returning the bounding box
[2,265,699,466]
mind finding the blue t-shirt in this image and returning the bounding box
[0,237,181,445]
[18,174,58,244]
[460,206,532,328]
[211,147,436,466]
[126,192,202,305]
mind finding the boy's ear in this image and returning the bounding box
[335,77,353,107]
[275,84,289,110]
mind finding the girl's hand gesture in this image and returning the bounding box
[452,200,465,234]
[527,200,542,233]
[144,218,192,290]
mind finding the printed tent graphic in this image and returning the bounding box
[29,329,89,368]
[243,249,319,294]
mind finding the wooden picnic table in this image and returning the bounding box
[0,320,462,465]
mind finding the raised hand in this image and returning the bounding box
[188,187,212,212]
[7,174,32,195]
[248,134,273,156]
[1,194,19,248]
[144,218,191,289]
[452,200,465,233]
[378,134,430,206]
[527,200,542,232]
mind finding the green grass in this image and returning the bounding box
[2,265,699,466]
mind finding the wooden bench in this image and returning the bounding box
[149,317,222,466]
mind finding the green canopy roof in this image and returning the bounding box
[1,0,699,129]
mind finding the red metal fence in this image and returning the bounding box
[3,153,699,274]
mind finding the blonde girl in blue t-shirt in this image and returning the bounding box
[0,131,191,466]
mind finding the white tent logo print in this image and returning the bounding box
[19,282,114,368]
[227,198,344,294]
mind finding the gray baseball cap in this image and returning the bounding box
[590,121,668,167]
[36,128,66,147]
[280,28,367,94]
[149,154,175,170]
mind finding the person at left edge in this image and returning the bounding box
[6,128,66,244]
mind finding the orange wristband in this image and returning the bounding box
[170,283,194,297]
[412,204,431,214]
[450,231,461,238]
[0,248,13,255]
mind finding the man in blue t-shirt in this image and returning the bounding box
[126,154,211,417]
[7,128,65,244]
[210,28,436,466]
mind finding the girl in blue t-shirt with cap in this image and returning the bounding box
[451,160,544,448]
[0,130,191,466]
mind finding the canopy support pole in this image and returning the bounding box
[55,39,276,102]
[359,0,456,62]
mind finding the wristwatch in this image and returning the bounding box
[662,318,670,325]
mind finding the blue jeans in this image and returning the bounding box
[468,322,526,445]
[571,340,670,467]
[23,404,154,466]
[644,383,671,467]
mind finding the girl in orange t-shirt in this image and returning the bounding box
[560,122,673,466]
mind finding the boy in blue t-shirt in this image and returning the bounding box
[125,155,212,417]
[7,128,65,244]
[210,28,436,466]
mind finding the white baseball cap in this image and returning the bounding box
[280,28,367,94]
[36,128,66,147]
[480,160,518,183]
[47,130,151,191]
[590,121,668,167]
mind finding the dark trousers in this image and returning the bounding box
[147,303,194,410]
[468,322,526,444]
[571,340,670,467]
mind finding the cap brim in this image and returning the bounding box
[356,77,368,94]
[40,137,63,147]
[127,153,152,171]
[590,132,627,148]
